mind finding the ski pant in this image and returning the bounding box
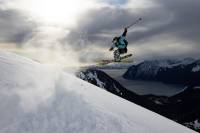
[118,48,127,54]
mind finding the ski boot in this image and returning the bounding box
[114,50,121,62]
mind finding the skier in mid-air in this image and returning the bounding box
[100,18,142,64]
[109,27,129,62]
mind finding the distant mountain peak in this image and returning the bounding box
[124,58,200,85]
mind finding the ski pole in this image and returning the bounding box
[126,18,142,29]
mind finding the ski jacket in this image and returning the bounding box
[111,29,128,49]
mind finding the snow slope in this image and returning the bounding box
[0,51,196,133]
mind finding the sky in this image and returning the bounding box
[0,0,200,66]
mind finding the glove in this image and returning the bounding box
[109,47,114,51]
[124,27,128,31]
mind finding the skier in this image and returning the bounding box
[109,27,129,61]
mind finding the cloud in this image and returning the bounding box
[64,7,140,49]
[128,0,200,45]
[63,0,200,61]
[0,0,200,64]
[64,4,171,50]
[99,0,128,5]
[156,0,200,43]
[66,0,200,44]
[0,8,36,46]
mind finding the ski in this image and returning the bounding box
[120,54,132,60]
[98,54,133,65]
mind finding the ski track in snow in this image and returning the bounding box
[0,51,196,133]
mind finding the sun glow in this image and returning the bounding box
[7,0,96,26]
[0,0,106,66]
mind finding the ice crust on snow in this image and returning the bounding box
[0,51,196,133]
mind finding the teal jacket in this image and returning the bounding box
[111,28,128,49]
[112,36,126,49]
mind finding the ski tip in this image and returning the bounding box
[127,54,133,57]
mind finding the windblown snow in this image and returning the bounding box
[0,51,196,133]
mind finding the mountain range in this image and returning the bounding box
[77,59,200,132]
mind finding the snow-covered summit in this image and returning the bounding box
[192,65,200,72]
[124,58,200,84]
[135,58,195,78]
[0,51,195,133]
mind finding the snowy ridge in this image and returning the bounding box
[192,65,200,72]
[0,51,195,133]
[78,71,106,89]
[135,58,195,78]
[124,58,200,83]
[185,120,200,130]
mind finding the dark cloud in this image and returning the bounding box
[157,0,200,43]
[0,8,36,46]
[64,6,171,49]
[64,7,139,49]
[65,0,200,53]
[129,0,200,44]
